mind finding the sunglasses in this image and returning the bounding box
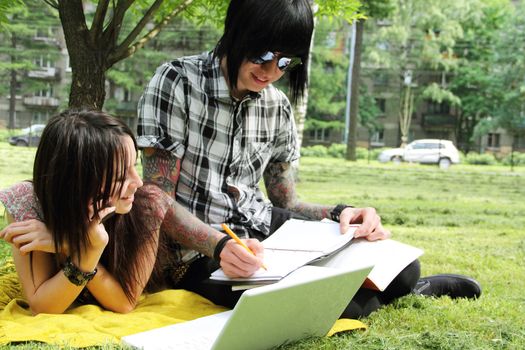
[249,51,302,72]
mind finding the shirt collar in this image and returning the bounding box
[204,51,261,103]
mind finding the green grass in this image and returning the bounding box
[1,143,524,349]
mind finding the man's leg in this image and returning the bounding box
[175,257,244,308]
[340,260,421,318]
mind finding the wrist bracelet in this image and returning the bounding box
[213,236,232,263]
[62,257,98,286]
[330,204,354,222]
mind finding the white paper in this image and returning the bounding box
[313,238,424,291]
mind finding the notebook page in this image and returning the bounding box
[263,219,357,253]
[210,248,319,282]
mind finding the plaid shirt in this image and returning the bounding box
[137,51,299,245]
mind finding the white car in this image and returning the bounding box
[20,124,46,135]
[378,139,460,168]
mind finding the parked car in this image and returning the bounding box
[378,139,460,168]
[9,131,42,147]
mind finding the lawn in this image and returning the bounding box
[1,140,524,349]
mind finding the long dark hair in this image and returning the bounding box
[214,0,314,104]
[33,110,161,302]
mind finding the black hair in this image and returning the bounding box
[32,110,160,302]
[34,110,134,259]
[214,0,314,104]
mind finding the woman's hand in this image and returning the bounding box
[86,206,116,250]
[0,219,65,255]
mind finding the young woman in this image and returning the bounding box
[0,110,263,314]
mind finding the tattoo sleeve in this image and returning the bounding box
[141,148,226,257]
[161,201,224,258]
[141,148,181,198]
[263,162,332,220]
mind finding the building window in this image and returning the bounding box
[370,130,384,146]
[309,129,330,142]
[33,111,50,124]
[373,73,389,86]
[35,84,54,97]
[375,98,386,116]
[35,27,51,39]
[65,55,72,72]
[427,101,450,114]
[516,135,525,149]
[487,133,500,148]
[34,55,54,68]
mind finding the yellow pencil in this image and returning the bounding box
[221,223,268,271]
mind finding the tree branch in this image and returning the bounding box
[42,0,59,9]
[102,0,134,50]
[90,0,110,43]
[108,0,195,66]
[114,0,164,55]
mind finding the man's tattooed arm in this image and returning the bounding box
[161,201,223,258]
[263,162,332,220]
[141,148,226,256]
[141,148,181,198]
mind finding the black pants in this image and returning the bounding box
[175,207,420,319]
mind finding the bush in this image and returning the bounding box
[501,152,525,167]
[464,152,497,165]
[302,144,389,160]
[327,143,346,158]
[300,145,329,157]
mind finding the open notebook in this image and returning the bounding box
[210,219,423,291]
[210,219,359,283]
[121,264,372,350]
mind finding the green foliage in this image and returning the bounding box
[358,86,383,133]
[315,0,364,22]
[0,0,24,30]
[308,20,349,122]
[421,83,461,106]
[301,144,386,160]
[501,152,525,166]
[300,145,329,157]
[303,119,344,131]
[479,1,525,139]
[327,143,346,158]
[464,152,497,165]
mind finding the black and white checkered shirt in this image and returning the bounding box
[137,51,300,242]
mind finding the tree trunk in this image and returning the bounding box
[58,0,107,109]
[9,68,17,129]
[345,20,363,161]
[8,33,17,129]
[293,1,318,150]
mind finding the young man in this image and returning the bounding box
[137,0,480,317]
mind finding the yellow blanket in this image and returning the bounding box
[0,267,366,347]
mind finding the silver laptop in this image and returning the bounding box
[122,264,372,350]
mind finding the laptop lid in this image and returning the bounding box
[122,264,372,350]
[211,264,372,350]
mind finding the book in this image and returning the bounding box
[210,219,358,283]
[210,219,424,291]
[311,238,424,291]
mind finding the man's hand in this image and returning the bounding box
[219,239,265,278]
[339,207,391,241]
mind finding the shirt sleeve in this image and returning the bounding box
[137,62,189,160]
[0,182,41,222]
[270,93,301,163]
